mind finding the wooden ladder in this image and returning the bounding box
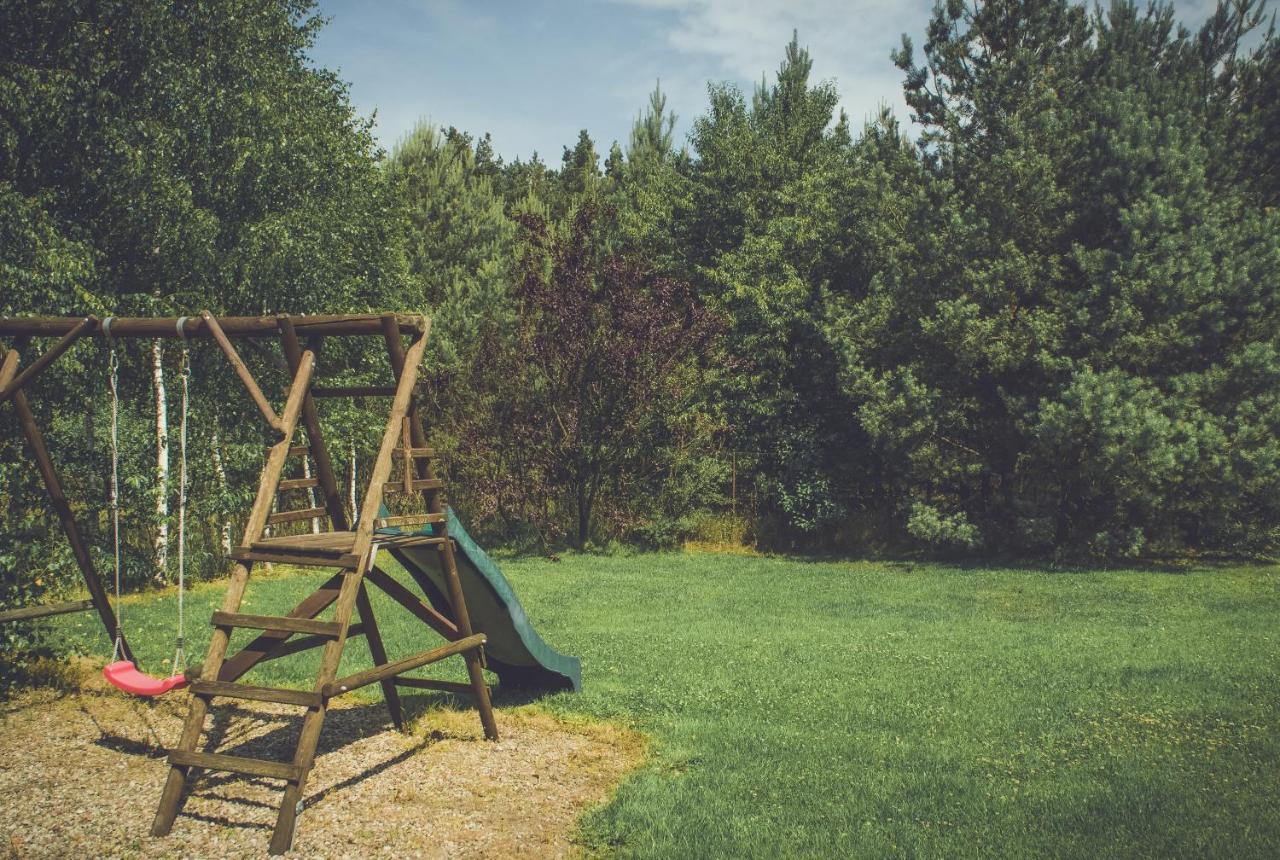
[150,314,496,854]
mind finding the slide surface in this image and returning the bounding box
[380,509,581,693]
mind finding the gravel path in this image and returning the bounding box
[0,669,642,858]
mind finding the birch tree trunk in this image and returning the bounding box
[303,454,320,533]
[347,437,358,523]
[151,339,170,583]
[211,426,233,557]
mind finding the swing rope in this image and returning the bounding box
[101,317,189,696]
[105,317,126,662]
[171,317,189,676]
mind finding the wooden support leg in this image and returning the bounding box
[11,387,132,662]
[152,560,254,836]
[268,564,367,855]
[355,581,403,731]
[438,540,499,741]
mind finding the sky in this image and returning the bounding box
[310,0,936,161]
[309,0,1233,162]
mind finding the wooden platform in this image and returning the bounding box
[231,531,448,568]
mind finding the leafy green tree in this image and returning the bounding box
[0,0,410,645]
[389,122,516,375]
[830,0,1280,556]
[682,34,863,538]
[479,203,720,548]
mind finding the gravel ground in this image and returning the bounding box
[0,668,643,859]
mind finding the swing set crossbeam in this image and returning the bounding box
[0,313,427,340]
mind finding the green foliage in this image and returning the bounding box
[827,0,1280,557]
[3,0,1277,576]
[682,34,864,540]
[0,0,410,650]
[389,123,515,375]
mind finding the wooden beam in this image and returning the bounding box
[0,348,19,390]
[355,583,403,730]
[393,677,487,696]
[0,313,429,339]
[210,611,341,637]
[0,599,94,623]
[364,565,460,640]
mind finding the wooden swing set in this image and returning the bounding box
[0,312,496,854]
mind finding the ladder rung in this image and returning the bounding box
[287,445,310,456]
[167,749,301,782]
[211,611,342,637]
[231,548,359,568]
[394,447,436,458]
[278,477,320,491]
[375,513,445,529]
[268,506,327,525]
[190,680,323,708]
[382,479,443,493]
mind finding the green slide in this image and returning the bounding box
[377,508,581,693]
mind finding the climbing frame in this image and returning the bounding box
[0,313,497,854]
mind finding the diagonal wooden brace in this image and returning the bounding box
[201,310,284,433]
[0,316,95,401]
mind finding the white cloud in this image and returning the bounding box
[610,0,927,129]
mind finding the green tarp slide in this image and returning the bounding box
[377,508,581,693]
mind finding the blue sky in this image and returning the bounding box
[310,0,1228,162]
[310,0,936,160]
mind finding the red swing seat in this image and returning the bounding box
[103,660,188,697]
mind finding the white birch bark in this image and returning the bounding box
[151,339,170,583]
[347,437,358,523]
[211,427,233,557]
[303,455,320,533]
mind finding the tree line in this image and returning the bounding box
[2,0,1278,630]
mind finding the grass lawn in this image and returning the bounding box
[48,552,1280,859]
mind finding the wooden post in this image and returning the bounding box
[10,387,132,662]
[380,314,498,741]
[354,583,404,730]
[268,560,365,854]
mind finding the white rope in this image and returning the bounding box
[104,317,125,662]
[171,318,190,675]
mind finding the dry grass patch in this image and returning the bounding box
[0,663,643,859]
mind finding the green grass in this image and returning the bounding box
[49,553,1280,859]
